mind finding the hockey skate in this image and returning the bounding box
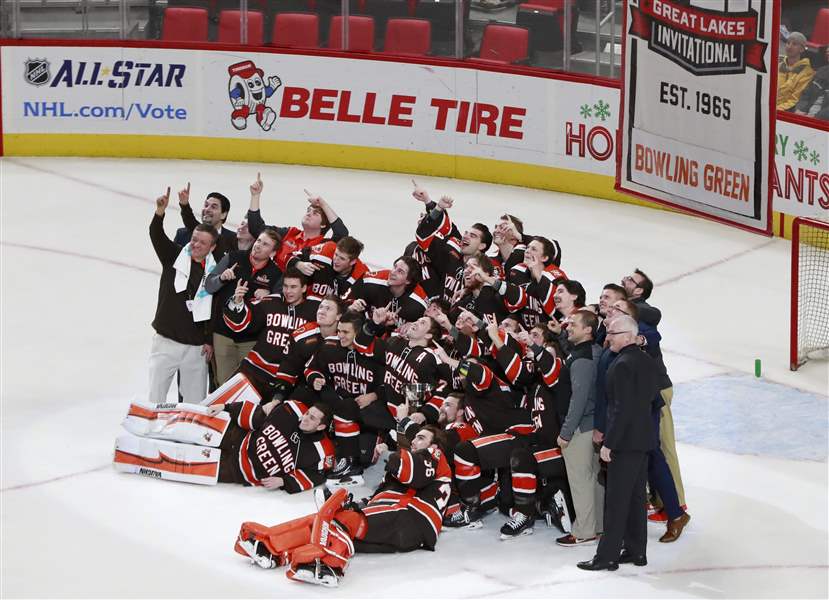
[500,511,535,540]
[314,486,356,510]
[442,499,489,530]
[235,537,279,569]
[443,508,483,530]
[290,559,341,588]
[326,457,364,488]
[540,490,571,534]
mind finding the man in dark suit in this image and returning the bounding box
[578,315,658,571]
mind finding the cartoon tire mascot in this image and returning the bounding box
[228,60,282,131]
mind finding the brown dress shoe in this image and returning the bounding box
[659,511,690,543]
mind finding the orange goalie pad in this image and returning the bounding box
[235,489,365,576]
[236,516,316,566]
[290,488,360,572]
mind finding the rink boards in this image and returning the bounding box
[1,42,827,234]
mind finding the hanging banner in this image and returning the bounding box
[616,0,779,234]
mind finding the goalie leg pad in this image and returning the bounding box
[122,402,230,447]
[113,433,220,485]
[288,517,355,573]
[286,488,355,580]
[201,372,262,406]
[237,514,317,561]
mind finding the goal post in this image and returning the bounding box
[790,217,829,371]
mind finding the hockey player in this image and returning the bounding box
[510,236,568,330]
[115,397,335,492]
[246,173,350,271]
[489,214,527,278]
[427,304,532,404]
[288,236,369,301]
[304,311,390,484]
[546,279,588,355]
[272,295,346,396]
[450,253,526,325]
[440,349,570,538]
[233,425,452,587]
[223,268,318,399]
[205,228,282,386]
[355,305,452,420]
[413,194,493,304]
[343,256,429,329]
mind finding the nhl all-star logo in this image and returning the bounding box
[24,58,51,86]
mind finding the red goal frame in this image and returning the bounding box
[790,216,829,371]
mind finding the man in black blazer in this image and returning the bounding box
[578,315,658,571]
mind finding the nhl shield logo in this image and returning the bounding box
[25,59,50,86]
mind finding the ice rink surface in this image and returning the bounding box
[1,156,827,598]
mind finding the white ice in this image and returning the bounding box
[1,156,827,598]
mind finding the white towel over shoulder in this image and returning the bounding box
[173,244,216,322]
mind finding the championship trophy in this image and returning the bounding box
[403,383,434,411]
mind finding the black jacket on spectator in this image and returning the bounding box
[604,344,658,453]
[633,298,661,328]
[150,214,210,346]
[174,203,237,260]
[795,65,829,120]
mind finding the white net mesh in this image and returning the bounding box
[793,218,829,370]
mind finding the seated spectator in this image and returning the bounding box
[777,32,814,111]
[795,46,829,120]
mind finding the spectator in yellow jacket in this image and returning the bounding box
[778,32,814,111]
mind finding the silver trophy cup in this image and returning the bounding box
[403,383,434,412]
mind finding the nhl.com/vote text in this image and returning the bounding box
[22,101,187,120]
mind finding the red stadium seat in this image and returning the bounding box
[469,23,529,65]
[161,7,209,42]
[383,18,431,55]
[329,15,376,51]
[217,10,265,45]
[270,12,320,48]
[521,0,577,31]
[808,8,829,48]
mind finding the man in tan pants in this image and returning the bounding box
[556,310,604,547]
[659,387,685,507]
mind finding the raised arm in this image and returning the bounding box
[247,172,266,238]
[150,187,179,265]
[177,182,199,232]
[313,194,348,240]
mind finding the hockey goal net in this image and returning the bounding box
[790,217,829,370]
